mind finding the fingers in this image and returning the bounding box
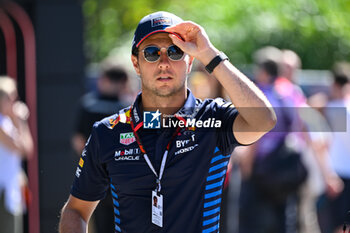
[165,21,202,41]
[169,34,195,56]
[169,34,186,49]
[165,21,198,33]
[166,21,213,59]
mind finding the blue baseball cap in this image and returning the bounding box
[132,11,184,55]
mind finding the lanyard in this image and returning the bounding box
[130,106,183,193]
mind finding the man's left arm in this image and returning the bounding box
[166,22,276,145]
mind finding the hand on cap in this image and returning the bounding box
[165,21,219,64]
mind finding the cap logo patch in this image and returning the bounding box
[151,17,172,27]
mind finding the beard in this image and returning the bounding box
[153,85,184,97]
[141,76,187,98]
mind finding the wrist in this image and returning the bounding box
[205,51,229,74]
[196,46,220,66]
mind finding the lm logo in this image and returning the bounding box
[144,110,161,129]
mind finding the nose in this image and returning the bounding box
[158,48,170,70]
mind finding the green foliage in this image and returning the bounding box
[83,0,350,69]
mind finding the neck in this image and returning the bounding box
[141,89,187,115]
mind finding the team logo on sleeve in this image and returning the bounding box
[75,167,81,178]
[144,110,161,129]
[81,148,87,157]
[79,158,84,167]
[120,132,136,145]
[109,117,120,129]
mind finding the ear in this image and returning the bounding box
[186,56,195,74]
[131,55,140,76]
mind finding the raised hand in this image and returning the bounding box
[165,21,218,63]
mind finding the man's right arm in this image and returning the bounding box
[59,195,99,233]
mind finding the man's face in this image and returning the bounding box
[131,33,193,98]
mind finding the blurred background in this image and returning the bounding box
[0,0,349,233]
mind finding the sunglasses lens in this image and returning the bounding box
[143,46,160,62]
[143,45,184,62]
[168,45,184,61]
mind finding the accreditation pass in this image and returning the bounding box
[152,191,163,227]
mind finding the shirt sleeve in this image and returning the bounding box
[210,98,242,155]
[70,123,110,201]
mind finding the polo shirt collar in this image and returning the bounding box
[131,89,197,125]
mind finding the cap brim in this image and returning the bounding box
[136,30,183,48]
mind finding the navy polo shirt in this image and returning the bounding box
[71,90,241,233]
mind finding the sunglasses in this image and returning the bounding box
[141,45,184,63]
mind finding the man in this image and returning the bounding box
[59,11,276,233]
